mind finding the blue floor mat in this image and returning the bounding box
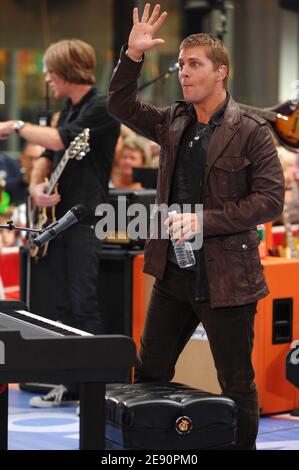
[7,387,299,450]
[8,388,79,450]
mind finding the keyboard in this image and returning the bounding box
[0,306,136,450]
[0,309,92,338]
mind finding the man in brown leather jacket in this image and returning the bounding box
[107,3,284,449]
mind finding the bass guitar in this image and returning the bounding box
[239,100,299,149]
[29,128,90,259]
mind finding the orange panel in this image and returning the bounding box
[253,256,299,414]
[132,254,146,352]
[132,254,299,413]
[132,254,155,352]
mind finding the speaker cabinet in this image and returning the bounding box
[174,257,299,414]
[20,246,151,339]
[253,257,299,414]
[20,246,55,319]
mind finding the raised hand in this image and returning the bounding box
[127,3,168,61]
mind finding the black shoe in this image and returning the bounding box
[29,385,79,408]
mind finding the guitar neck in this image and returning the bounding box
[46,150,69,195]
[239,103,277,123]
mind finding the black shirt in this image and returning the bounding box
[169,94,229,208]
[43,86,120,220]
[168,94,229,299]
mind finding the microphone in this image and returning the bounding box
[168,62,179,73]
[33,204,86,247]
[138,62,179,91]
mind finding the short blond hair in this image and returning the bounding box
[122,136,151,166]
[43,39,96,85]
[180,33,230,87]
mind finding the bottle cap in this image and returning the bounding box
[168,210,177,216]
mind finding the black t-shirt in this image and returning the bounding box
[43,86,120,219]
[169,94,229,209]
[168,95,229,300]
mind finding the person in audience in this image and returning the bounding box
[18,143,44,205]
[111,136,151,189]
[9,143,45,234]
[0,152,23,206]
[275,145,299,225]
[111,124,137,182]
[148,139,160,168]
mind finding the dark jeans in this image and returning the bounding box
[47,223,105,398]
[135,261,259,450]
[47,223,105,335]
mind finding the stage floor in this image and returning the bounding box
[6,385,299,450]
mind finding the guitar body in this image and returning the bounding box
[28,128,90,261]
[271,101,299,148]
[29,200,57,261]
[239,100,299,149]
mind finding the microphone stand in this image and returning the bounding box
[0,220,42,235]
[215,0,228,41]
[0,221,42,309]
[138,63,179,91]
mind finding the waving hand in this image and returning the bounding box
[127,3,168,61]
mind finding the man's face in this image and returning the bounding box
[178,46,226,104]
[45,71,69,99]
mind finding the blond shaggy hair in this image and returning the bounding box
[43,39,96,85]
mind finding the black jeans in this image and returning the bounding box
[47,223,105,335]
[135,261,259,450]
[47,223,105,398]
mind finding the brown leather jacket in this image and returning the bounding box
[108,48,285,307]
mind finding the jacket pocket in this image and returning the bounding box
[222,230,259,251]
[222,231,264,294]
[213,157,251,199]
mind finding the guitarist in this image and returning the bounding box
[0,39,120,406]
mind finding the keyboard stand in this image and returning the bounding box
[80,382,106,450]
[0,386,8,450]
[0,331,136,450]
[0,382,107,450]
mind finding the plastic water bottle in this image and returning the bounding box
[168,211,196,269]
[257,224,266,259]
